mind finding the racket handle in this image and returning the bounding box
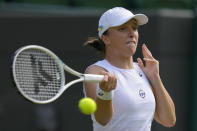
[84,74,104,82]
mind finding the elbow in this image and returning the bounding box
[97,120,109,126]
[162,117,176,127]
[95,117,112,126]
[169,117,176,127]
[95,115,113,126]
[164,121,176,128]
[167,114,176,127]
[94,109,114,126]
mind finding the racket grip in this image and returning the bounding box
[84,74,104,82]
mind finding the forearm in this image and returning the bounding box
[84,67,116,126]
[84,81,114,126]
[150,74,176,126]
[94,98,114,126]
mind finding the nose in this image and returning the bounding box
[128,26,135,37]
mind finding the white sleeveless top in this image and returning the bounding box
[84,59,156,131]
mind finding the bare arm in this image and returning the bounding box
[151,75,176,127]
[137,44,176,127]
[84,65,117,126]
[150,74,176,127]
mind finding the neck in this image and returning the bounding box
[105,55,134,69]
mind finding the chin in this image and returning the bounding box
[126,51,135,58]
[129,48,137,56]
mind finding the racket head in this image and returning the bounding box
[11,45,65,104]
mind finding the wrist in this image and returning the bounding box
[96,86,114,100]
[149,73,162,86]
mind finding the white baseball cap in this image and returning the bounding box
[98,7,148,38]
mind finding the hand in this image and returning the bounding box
[137,44,159,80]
[99,71,117,92]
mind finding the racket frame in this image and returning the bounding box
[12,45,104,104]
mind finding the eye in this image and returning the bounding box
[118,27,127,31]
[132,25,138,31]
[133,27,137,30]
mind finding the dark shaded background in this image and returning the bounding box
[0,3,194,131]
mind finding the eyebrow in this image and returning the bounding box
[131,19,137,25]
[122,20,138,27]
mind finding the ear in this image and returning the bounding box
[101,35,110,45]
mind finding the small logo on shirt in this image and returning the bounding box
[98,92,104,96]
[138,72,143,77]
[139,89,146,98]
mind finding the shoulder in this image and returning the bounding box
[85,65,107,75]
[85,59,108,74]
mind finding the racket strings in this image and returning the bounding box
[14,49,63,101]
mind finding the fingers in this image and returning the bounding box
[99,71,117,92]
[143,58,159,65]
[143,58,155,62]
[138,44,159,69]
[138,55,158,66]
[143,44,153,56]
[142,44,153,59]
[137,57,144,69]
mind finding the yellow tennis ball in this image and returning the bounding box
[78,97,97,115]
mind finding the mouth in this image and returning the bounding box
[126,41,136,45]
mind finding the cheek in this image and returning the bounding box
[109,32,124,43]
[135,32,139,41]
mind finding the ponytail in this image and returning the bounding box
[84,37,106,56]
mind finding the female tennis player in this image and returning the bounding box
[83,7,176,131]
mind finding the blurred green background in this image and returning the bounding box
[0,0,195,9]
[0,0,196,131]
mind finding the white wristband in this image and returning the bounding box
[96,86,114,100]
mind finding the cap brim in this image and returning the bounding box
[132,14,148,25]
[111,14,148,27]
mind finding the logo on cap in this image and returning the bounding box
[98,25,103,31]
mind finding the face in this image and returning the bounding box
[102,19,139,58]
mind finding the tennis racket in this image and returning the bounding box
[11,45,104,104]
